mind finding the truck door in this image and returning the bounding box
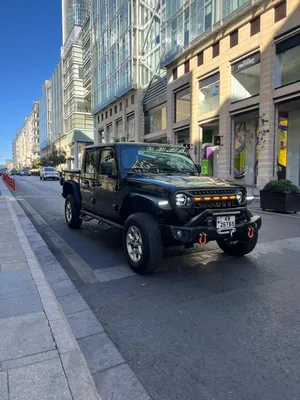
[80,147,100,211]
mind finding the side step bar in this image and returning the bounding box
[80,210,123,229]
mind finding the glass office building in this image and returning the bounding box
[39,81,52,151]
[91,0,162,114]
[162,0,249,64]
[51,61,64,143]
[62,0,90,44]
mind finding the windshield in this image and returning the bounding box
[45,167,55,171]
[120,145,198,175]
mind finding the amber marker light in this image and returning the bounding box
[229,195,236,200]
[221,196,229,200]
[204,197,211,201]
[194,197,201,201]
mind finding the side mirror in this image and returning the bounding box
[195,163,202,174]
[101,161,113,176]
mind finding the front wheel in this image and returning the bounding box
[65,194,82,229]
[124,213,162,275]
[217,231,258,257]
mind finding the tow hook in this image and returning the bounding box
[248,227,255,239]
[199,233,207,245]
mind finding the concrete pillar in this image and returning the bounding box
[74,141,79,169]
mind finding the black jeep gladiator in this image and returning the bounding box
[61,143,261,274]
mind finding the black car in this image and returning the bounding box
[61,143,261,274]
[20,169,31,176]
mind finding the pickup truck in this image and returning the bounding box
[61,143,261,274]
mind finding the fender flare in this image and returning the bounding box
[62,181,82,205]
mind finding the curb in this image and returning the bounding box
[0,181,101,400]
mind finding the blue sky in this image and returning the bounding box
[0,0,62,163]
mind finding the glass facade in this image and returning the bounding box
[175,87,190,122]
[163,0,249,63]
[91,0,163,114]
[144,104,167,134]
[62,0,89,44]
[51,61,64,143]
[199,73,219,114]
[275,34,300,88]
[231,53,260,102]
[39,81,51,150]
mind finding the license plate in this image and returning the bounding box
[216,216,235,229]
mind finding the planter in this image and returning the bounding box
[260,190,300,213]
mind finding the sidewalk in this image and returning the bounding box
[0,180,100,400]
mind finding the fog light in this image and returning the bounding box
[176,230,183,238]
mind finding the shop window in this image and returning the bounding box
[116,119,124,139]
[231,53,260,102]
[197,52,204,67]
[184,61,190,74]
[107,124,113,142]
[275,34,300,88]
[199,73,220,114]
[250,17,260,36]
[175,87,190,122]
[144,104,167,134]
[127,114,135,141]
[277,113,288,180]
[212,42,219,58]
[230,30,239,48]
[275,1,286,23]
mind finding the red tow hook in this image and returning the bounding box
[199,233,207,245]
[248,227,255,239]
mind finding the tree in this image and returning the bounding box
[40,149,67,168]
[31,158,41,169]
[244,114,269,194]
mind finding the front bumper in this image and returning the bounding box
[164,210,262,244]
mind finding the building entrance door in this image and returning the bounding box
[201,123,220,177]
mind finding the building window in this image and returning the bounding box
[126,98,129,107]
[107,124,113,142]
[231,53,260,102]
[97,115,100,123]
[230,30,238,48]
[116,119,124,139]
[212,42,219,58]
[120,102,123,112]
[114,105,118,114]
[101,114,104,121]
[197,52,203,66]
[175,86,190,122]
[105,111,108,119]
[250,17,260,36]
[172,67,178,81]
[199,73,220,114]
[144,104,167,134]
[110,108,112,117]
[275,34,300,88]
[131,94,135,105]
[184,61,190,74]
[275,1,286,23]
[127,114,135,141]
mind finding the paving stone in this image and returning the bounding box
[8,358,72,400]
[1,350,58,370]
[0,312,55,362]
[78,332,124,374]
[42,297,63,322]
[58,293,89,315]
[0,294,42,319]
[93,363,151,400]
[0,243,26,263]
[35,252,57,264]
[50,279,77,297]
[28,240,48,254]
[0,270,37,299]
[44,268,69,283]
[35,283,53,300]
[61,350,99,400]
[0,371,8,400]
[50,319,77,354]
[0,262,28,271]
[67,309,104,339]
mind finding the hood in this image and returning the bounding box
[125,174,239,190]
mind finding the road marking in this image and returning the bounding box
[18,197,98,284]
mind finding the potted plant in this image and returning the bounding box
[260,179,300,213]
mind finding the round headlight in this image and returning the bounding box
[175,193,187,206]
[236,190,243,203]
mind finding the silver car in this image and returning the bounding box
[40,167,60,181]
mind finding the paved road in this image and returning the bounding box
[14,176,300,400]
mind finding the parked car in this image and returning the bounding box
[20,169,31,176]
[61,142,261,275]
[10,169,18,176]
[40,167,60,181]
[0,168,8,176]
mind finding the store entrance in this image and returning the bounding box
[201,122,220,177]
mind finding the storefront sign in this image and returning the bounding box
[232,53,260,73]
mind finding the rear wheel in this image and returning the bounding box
[124,213,162,274]
[65,194,82,229]
[217,231,258,257]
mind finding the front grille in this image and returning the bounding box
[195,200,239,210]
[189,188,236,196]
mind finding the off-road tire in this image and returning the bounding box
[65,194,82,229]
[217,231,258,257]
[124,213,163,274]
